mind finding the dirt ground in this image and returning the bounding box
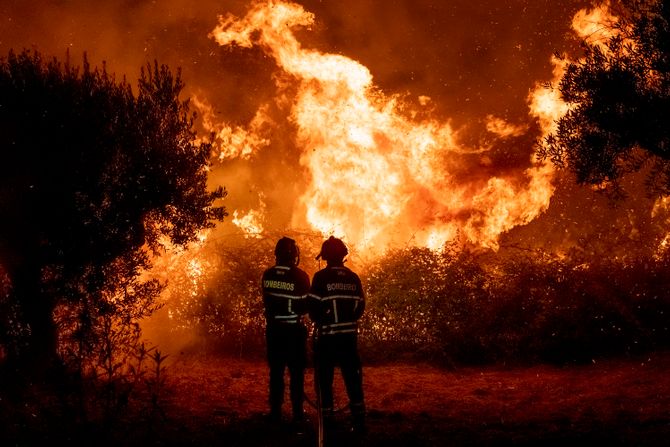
[3,350,670,446]
[136,350,670,447]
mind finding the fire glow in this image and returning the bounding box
[0,0,643,259]
[207,0,565,253]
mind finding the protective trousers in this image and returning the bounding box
[313,333,365,428]
[266,324,307,421]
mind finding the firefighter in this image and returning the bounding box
[261,237,311,425]
[308,236,366,435]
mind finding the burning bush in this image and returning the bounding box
[361,245,670,365]
[153,232,326,357]
[160,233,670,365]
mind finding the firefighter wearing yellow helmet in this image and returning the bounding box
[308,236,366,435]
[261,236,311,425]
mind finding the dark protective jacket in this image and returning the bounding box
[262,264,311,326]
[308,265,365,335]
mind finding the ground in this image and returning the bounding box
[154,350,670,446]
[3,351,670,446]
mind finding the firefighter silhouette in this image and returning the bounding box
[261,237,310,423]
[308,236,366,435]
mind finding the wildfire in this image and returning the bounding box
[207,0,554,253]
[485,115,527,138]
[232,197,266,238]
[205,1,628,254]
[571,1,620,51]
[193,96,272,161]
[145,231,213,304]
[527,55,571,136]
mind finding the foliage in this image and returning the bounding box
[0,340,171,444]
[50,252,168,424]
[361,244,489,363]
[168,233,670,365]
[181,237,272,356]
[360,245,670,365]
[160,231,330,357]
[0,49,225,380]
[538,0,670,197]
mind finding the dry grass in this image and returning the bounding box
[148,350,670,446]
[2,351,670,446]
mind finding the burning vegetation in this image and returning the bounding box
[137,0,670,365]
[1,0,670,444]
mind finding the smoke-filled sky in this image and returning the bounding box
[2,0,667,258]
[0,0,588,117]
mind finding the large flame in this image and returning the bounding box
[571,1,620,51]
[193,96,272,161]
[209,0,561,253]
[232,194,266,238]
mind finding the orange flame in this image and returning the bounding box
[485,115,527,138]
[232,195,266,238]
[527,3,625,154]
[209,1,613,253]
[527,55,571,137]
[572,1,620,51]
[193,96,272,161]
[144,231,212,304]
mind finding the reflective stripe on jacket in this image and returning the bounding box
[308,266,365,335]
[262,265,310,326]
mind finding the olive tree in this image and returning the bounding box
[0,50,226,380]
[539,0,670,196]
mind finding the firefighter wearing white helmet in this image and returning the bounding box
[308,236,366,435]
[261,237,311,424]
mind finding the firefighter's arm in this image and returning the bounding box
[261,277,268,307]
[355,297,365,320]
[262,294,274,318]
[261,272,276,319]
[307,293,323,323]
[354,277,366,320]
[307,276,325,324]
[305,273,323,324]
[293,269,311,315]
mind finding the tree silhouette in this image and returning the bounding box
[538,0,670,197]
[0,49,226,380]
